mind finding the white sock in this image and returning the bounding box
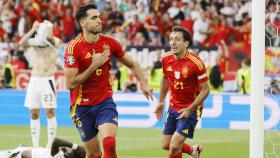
[47,117,57,148]
[30,119,40,147]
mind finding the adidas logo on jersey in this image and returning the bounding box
[85,52,92,59]
[166,66,172,71]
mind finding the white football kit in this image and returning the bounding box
[24,76,57,109]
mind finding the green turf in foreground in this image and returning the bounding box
[0,126,278,158]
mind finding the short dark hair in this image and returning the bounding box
[242,58,251,66]
[171,26,192,45]
[75,4,98,25]
[71,150,85,158]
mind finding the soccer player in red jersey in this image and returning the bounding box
[155,26,210,158]
[64,4,153,158]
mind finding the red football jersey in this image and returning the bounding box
[162,51,208,111]
[64,34,125,106]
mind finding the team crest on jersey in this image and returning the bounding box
[67,55,75,65]
[174,71,180,79]
[182,66,188,78]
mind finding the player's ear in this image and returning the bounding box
[184,41,189,48]
[80,19,86,28]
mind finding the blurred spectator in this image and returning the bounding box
[111,28,129,50]
[270,79,280,94]
[10,55,26,70]
[10,43,28,69]
[124,3,138,24]
[115,62,137,92]
[167,1,180,19]
[1,51,15,88]
[52,19,63,39]
[148,49,163,92]
[143,10,161,42]
[131,32,147,46]
[18,9,32,37]
[0,0,17,39]
[180,14,194,37]
[61,7,75,42]
[0,20,8,42]
[235,0,251,21]
[216,40,229,77]
[220,0,237,24]
[107,1,125,33]
[236,58,251,94]
[190,2,203,20]
[209,65,223,93]
[158,12,174,45]
[136,1,149,22]
[121,15,144,41]
[192,12,209,46]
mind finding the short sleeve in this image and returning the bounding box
[111,38,125,58]
[195,59,208,84]
[162,57,166,74]
[64,42,79,68]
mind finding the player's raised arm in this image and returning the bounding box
[118,53,153,100]
[154,74,169,120]
[18,21,40,47]
[64,52,110,90]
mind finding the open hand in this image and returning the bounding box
[154,103,164,120]
[91,51,110,68]
[140,83,153,101]
[177,108,192,119]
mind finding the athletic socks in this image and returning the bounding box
[181,143,194,155]
[46,117,57,148]
[103,136,117,158]
[30,119,40,147]
[166,143,193,158]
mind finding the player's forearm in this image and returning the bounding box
[159,76,169,103]
[51,138,73,156]
[130,61,147,85]
[67,64,98,89]
[18,27,36,46]
[188,84,210,112]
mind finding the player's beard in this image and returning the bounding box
[90,25,102,34]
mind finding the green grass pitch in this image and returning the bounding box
[0,126,279,158]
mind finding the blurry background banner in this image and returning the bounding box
[0,90,279,130]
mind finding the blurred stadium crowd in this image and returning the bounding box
[0,0,279,93]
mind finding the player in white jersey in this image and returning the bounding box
[19,20,60,148]
[7,138,85,158]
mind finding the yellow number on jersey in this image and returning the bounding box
[174,80,183,90]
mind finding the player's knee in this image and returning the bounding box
[46,109,55,118]
[169,143,181,154]
[161,144,170,150]
[31,113,39,119]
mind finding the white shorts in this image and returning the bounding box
[32,148,51,158]
[24,76,57,109]
[12,147,62,158]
